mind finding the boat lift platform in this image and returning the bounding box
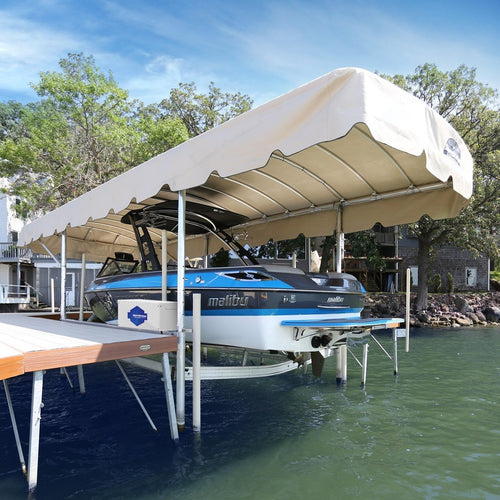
[0,312,178,494]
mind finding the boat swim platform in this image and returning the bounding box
[281,317,404,329]
[0,312,178,494]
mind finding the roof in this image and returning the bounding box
[19,67,473,262]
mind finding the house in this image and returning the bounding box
[350,224,491,292]
[0,180,101,311]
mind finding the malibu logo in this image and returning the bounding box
[208,295,249,307]
[327,296,344,303]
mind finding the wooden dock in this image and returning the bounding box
[0,313,178,494]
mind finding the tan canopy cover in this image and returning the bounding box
[19,67,473,262]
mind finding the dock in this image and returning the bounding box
[0,313,178,493]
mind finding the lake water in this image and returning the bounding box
[1,327,499,499]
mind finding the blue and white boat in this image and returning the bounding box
[85,201,397,353]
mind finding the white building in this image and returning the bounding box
[0,179,101,311]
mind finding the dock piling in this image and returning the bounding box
[192,294,201,433]
[28,370,44,494]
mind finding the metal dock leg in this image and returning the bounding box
[161,353,179,442]
[393,328,399,375]
[361,343,369,388]
[336,344,347,385]
[77,365,86,394]
[192,294,201,433]
[28,370,44,494]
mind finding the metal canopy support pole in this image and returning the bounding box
[78,253,86,321]
[77,252,87,394]
[393,328,399,375]
[27,370,44,494]
[395,226,400,292]
[203,234,209,269]
[335,206,344,273]
[162,230,168,301]
[192,293,201,432]
[405,268,411,352]
[305,237,311,272]
[161,353,179,441]
[3,380,27,477]
[50,278,55,313]
[176,190,186,430]
[60,230,67,320]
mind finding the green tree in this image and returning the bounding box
[0,101,29,142]
[159,81,253,137]
[0,53,189,216]
[384,64,499,309]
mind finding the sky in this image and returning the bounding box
[0,0,499,107]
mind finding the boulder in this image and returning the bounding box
[483,307,500,323]
[455,316,473,327]
[475,310,487,322]
[466,312,480,324]
[454,296,472,314]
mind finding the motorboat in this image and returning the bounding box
[85,201,395,354]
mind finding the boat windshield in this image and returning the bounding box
[97,257,139,278]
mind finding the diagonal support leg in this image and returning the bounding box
[3,380,27,477]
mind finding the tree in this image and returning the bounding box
[383,64,499,309]
[159,82,253,137]
[0,53,189,217]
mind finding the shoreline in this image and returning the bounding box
[364,291,500,328]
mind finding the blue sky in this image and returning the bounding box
[1,0,499,106]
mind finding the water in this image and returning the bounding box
[1,327,499,499]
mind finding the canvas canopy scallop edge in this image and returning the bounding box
[19,67,473,262]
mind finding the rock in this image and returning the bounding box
[455,316,473,327]
[466,312,480,324]
[417,312,430,324]
[454,296,472,314]
[475,310,487,322]
[483,307,500,323]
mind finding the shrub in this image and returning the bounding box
[446,272,454,293]
[432,274,442,293]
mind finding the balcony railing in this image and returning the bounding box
[0,284,31,304]
[0,242,33,261]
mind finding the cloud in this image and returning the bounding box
[0,9,88,98]
[123,54,220,104]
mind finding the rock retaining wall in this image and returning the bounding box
[364,291,500,328]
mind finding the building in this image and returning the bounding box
[0,181,101,311]
[345,225,490,293]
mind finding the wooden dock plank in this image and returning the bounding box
[0,343,24,380]
[23,336,177,372]
[0,313,177,378]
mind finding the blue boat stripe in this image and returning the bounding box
[184,308,362,317]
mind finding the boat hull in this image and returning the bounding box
[85,266,366,352]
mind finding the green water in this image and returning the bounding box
[163,327,500,500]
[1,327,499,499]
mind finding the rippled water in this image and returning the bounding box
[1,327,499,499]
